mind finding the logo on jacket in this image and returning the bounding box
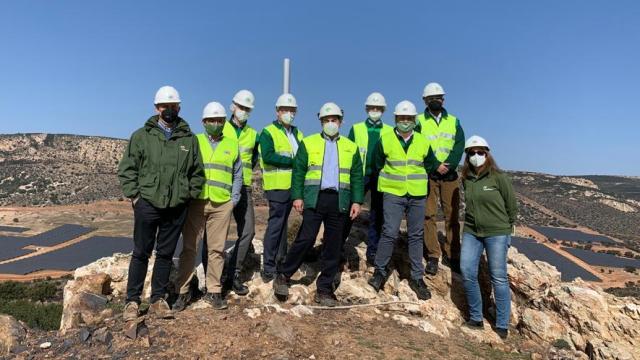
[180,145,189,152]
[482,185,496,191]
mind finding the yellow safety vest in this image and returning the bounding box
[377,131,430,197]
[223,121,257,186]
[196,133,239,203]
[259,123,303,191]
[417,113,457,163]
[352,122,393,174]
[302,133,357,191]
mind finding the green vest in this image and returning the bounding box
[196,133,239,203]
[223,121,257,186]
[259,124,303,191]
[352,122,393,174]
[377,131,430,197]
[417,113,457,162]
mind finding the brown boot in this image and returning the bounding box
[148,299,174,319]
[123,301,139,322]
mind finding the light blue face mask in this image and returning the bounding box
[323,122,339,136]
[280,112,294,125]
[397,121,415,132]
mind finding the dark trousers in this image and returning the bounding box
[278,191,346,294]
[126,198,187,304]
[342,176,384,260]
[222,186,256,280]
[262,191,293,273]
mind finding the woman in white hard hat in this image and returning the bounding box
[459,135,518,339]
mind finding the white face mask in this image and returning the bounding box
[469,154,487,167]
[368,111,382,122]
[323,122,339,137]
[235,109,249,123]
[280,112,294,125]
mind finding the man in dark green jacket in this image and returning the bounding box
[118,86,204,321]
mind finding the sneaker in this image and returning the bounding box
[314,292,338,307]
[408,278,432,300]
[203,292,228,310]
[261,271,276,283]
[425,257,439,276]
[172,293,191,312]
[148,299,174,319]
[463,319,484,330]
[368,271,386,292]
[495,327,508,339]
[232,273,249,296]
[123,301,139,322]
[273,274,289,298]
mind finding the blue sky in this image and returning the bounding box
[1,0,638,176]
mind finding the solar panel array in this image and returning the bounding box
[531,226,614,244]
[0,236,35,261]
[0,225,29,233]
[26,224,95,247]
[511,237,601,282]
[561,247,640,268]
[0,236,133,275]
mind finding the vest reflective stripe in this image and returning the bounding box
[223,121,257,186]
[417,113,457,163]
[352,122,393,174]
[196,133,239,203]
[377,132,430,197]
[301,133,357,192]
[259,124,303,191]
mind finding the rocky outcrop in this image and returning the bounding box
[0,314,26,355]
[59,273,114,334]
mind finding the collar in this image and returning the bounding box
[321,132,340,142]
[230,117,247,130]
[423,108,448,122]
[365,118,384,128]
[157,119,174,132]
[394,129,413,141]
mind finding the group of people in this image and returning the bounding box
[117,82,518,339]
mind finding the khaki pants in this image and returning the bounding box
[175,199,233,294]
[424,178,461,260]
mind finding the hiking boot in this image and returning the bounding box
[314,292,338,307]
[408,278,432,300]
[273,273,289,298]
[148,299,174,319]
[368,271,386,292]
[261,271,276,283]
[203,292,228,310]
[495,327,508,339]
[172,293,191,312]
[232,273,249,296]
[463,319,484,330]
[425,257,439,276]
[122,301,139,322]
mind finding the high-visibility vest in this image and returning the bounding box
[352,122,393,174]
[302,133,357,191]
[259,124,303,191]
[223,121,257,186]
[417,113,457,163]
[196,133,239,203]
[377,131,430,197]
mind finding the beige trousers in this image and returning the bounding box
[424,178,461,260]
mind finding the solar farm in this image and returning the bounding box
[531,225,615,244]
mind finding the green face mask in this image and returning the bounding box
[397,121,415,133]
[204,123,223,137]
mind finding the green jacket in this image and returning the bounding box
[258,120,303,169]
[291,135,364,213]
[118,115,205,209]
[463,170,518,237]
[347,119,387,177]
[416,108,465,180]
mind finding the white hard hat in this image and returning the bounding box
[202,102,227,119]
[422,82,446,98]
[365,92,387,107]
[154,86,181,104]
[232,89,255,109]
[275,93,297,108]
[394,100,418,116]
[318,102,343,118]
[465,135,490,150]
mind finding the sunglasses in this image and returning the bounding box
[468,150,487,156]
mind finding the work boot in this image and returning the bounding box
[425,257,439,276]
[203,292,228,310]
[368,271,386,292]
[261,271,275,283]
[273,273,289,298]
[148,299,174,319]
[463,319,484,330]
[314,292,338,307]
[495,327,508,339]
[172,293,191,312]
[232,272,249,296]
[408,278,432,300]
[122,301,139,322]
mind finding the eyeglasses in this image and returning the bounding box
[468,150,487,156]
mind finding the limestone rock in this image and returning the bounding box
[60,273,114,333]
[0,315,26,355]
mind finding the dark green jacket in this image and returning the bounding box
[347,119,387,177]
[118,115,205,209]
[463,170,518,237]
[258,120,303,169]
[291,135,364,213]
[416,108,465,180]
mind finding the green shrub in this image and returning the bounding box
[552,339,571,350]
[0,280,58,302]
[0,300,62,330]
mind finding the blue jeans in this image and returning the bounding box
[460,233,511,329]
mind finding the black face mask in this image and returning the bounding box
[160,108,179,123]
[427,100,443,112]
